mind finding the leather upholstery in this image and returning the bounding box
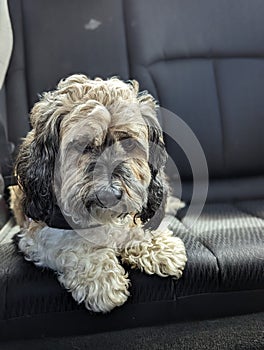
[6,0,129,147]
[1,0,264,340]
[125,0,264,179]
[6,0,264,182]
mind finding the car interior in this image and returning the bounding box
[0,0,263,349]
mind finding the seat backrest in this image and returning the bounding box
[6,0,129,147]
[124,0,264,180]
[6,0,264,186]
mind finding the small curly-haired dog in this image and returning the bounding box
[10,75,187,312]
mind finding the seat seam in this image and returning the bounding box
[174,216,221,282]
[196,237,222,288]
[148,55,264,67]
[19,0,30,110]
[120,0,131,79]
[212,59,226,173]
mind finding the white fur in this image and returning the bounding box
[18,223,187,313]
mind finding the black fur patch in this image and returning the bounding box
[16,116,63,224]
[139,120,168,230]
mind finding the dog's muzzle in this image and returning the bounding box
[95,185,123,208]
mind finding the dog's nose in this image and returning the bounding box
[95,186,122,208]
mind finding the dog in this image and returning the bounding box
[10,75,187,313]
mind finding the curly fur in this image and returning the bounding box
[12,74,187,313]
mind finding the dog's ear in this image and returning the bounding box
[138,93,169,230]
[15,97,63,223]
[140,165,169,230]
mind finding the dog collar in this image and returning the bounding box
[46,204,73,230]
[3,174,17,187]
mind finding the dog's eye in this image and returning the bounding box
[83,144,94,154]
[83,144,101,155]
[122,138,136,152]
[72,142,86,153]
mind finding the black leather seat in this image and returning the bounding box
[0,0,263,341]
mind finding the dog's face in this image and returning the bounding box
[16,75,168,230]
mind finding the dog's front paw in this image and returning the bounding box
[58,249,130,313]
[148,229,187,278]
[18,232,43,266]
[83,267,130,313]
[122,229,187,279]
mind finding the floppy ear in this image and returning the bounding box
[15,96,63,223]
[138,93,169,230]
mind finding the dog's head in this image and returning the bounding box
[16,75,168,230]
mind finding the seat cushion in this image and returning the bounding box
[0,199,263,340]
[175,200,264,292]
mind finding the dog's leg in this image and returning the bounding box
[121,228,187,279]
[18,226,130,313]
